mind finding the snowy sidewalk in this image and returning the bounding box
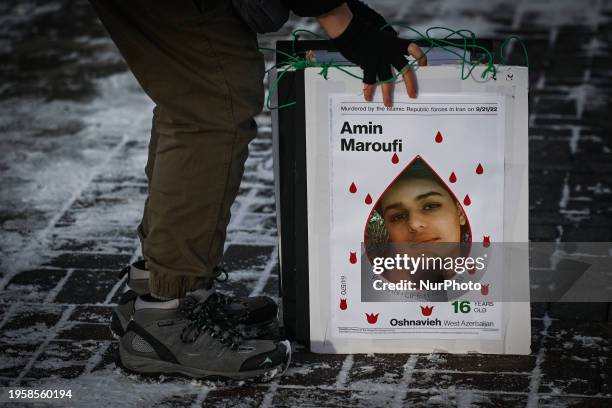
[1,0,612,406]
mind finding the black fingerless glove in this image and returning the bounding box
[331,13,411,84]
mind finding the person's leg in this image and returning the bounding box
[89,0,264,298]
[136,108,160,261]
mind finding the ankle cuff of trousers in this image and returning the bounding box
[149,271,214,299]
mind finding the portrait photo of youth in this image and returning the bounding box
[365,157,472,284]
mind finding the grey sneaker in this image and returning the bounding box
[110,261,279,339]
[118,289,291,380]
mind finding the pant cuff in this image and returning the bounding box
[149,270,214,299]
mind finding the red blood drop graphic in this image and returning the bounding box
[349,182,357,194]
[340,298,348,310]
[366,313,379,324]
[449,172,457,183]
[435,131,443,143]
[476,163,484,174]
[391,153,399,164]
[483,235,491,247]
[481,284,489,296]
[365,194,373,205]
[349,252,357,264]
[463,194,471,206]
[420,305,434,316]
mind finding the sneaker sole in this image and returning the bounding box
[118,340,292,381]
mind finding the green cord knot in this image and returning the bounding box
[482,64,496,79]
[318,60,334,80]
[292,59,310,70]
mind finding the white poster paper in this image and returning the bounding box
[329,93,505,340]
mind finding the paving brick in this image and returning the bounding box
[474,393,529,406]
[545,319,611,359]
[0,342,39,377]
[401,390,449,406]
[601,354,612,396]
[273,388,396,408]
[53,270,119,304]
[48,238,136,254]
[415,353,535,373]
[347,354,407,386]
[530,225,562,242]
[4,268,68,302]
[218,245,276,297]
[43,254,130,270]
[548,303,610,322]
[250,202,276,214]
[279,352,347,387]
[562,224,612,242]
[263,274,281,299]
[204,386,267,407]
[0,304,8,324]
[56,323,114,341]
[540,319,611,395]
[539,353,601,395]
[535,98,578,116]
[152,394,199,407]
[0,305,65,345]
[402,390,528,407]
[531,303,548,318]
[222,245,274,272]
[27,340,99,380]
[531,318,546,354]
[538,395,612,407]
[410,371,531,393]
[0,377,13,386]
[531,117,586,130]
[68,305,113,324]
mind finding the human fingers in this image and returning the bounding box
[408,42,427,66]
[399,43,427,98]
[381,81,393,107]
[362,66,377,102]
[363,83,375,102]
[401,64,417,98]
[378,65,394,107]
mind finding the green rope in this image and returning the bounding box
[498,35,529,66]
[260,25,529,110]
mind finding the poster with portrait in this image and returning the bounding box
[291,64,530,354]
[328,93,505,340]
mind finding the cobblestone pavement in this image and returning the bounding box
[1,0,612,406]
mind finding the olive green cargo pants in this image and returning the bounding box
[89,0,264,298]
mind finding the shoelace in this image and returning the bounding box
[179,294,243,349]
[119,261,252,332]
[212,266,252,324]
